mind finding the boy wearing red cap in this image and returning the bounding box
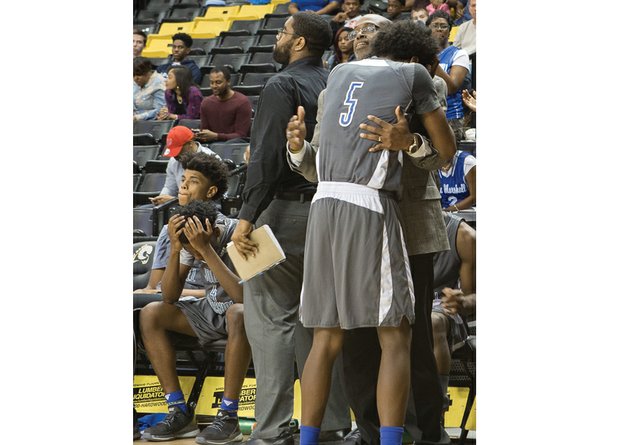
[149,125,220,206]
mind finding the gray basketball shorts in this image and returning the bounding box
[300,181,415,329]
[175,297,228,346]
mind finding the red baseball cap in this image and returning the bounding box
[163,126,194,157]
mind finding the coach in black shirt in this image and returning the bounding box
[231,12,351,445]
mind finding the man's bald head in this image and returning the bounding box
[352,15,392,60]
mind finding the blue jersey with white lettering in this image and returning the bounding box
[318,58,440,192]
[439,150,471,207]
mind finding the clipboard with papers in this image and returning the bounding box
[226,225,287,283]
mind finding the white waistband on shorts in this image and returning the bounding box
[316,181,381,198]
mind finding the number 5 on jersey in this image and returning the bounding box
[339,81,364,127]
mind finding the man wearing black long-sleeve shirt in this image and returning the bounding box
[231,12,352,445]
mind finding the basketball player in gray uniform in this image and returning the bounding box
[294,23,454,445]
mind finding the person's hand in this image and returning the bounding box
[183,215,214,252]
[360,106,416,152]
[333,12,348,22]
[157,106,170,120]
[231,219,258,260]
[195,129,218,143]
[149,195,175,206]
[287,106,307,153]
[462,90,476,112]
[167,214,186,252]
[440,287,475,316]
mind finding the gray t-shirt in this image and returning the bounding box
[318,58,440,192]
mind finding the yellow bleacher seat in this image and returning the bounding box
[144,34,173,55]
[202,5,241,20]
[236,4,276,20]
[141,48,171,58]
[191,19,232,38]
[271,0,290,4]
[449,25,459,43]
[158,21,195,36]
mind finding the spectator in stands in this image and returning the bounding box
[288,0,341,16]
[431,211,475,414]
[330,0,364,34]
[196,66,253,143]
[426,0,449,14]
[326,27,354,71]
[446,0,466,25]
[438,149,476,211]
[231,12,352,445]
[134,57,166,121]
[157,66,203,121]
[428,10,470,140]
[134,29,147,57]
[385,0,410,21]
[156,32,202,84]
[134,152,229,294]
[452,0,475,54]
[139,195,252,443]
[411,6,430,23]
[149,125,218,206]
[286,16,456,445]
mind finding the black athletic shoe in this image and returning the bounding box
[142,406,200,441]
[196,409,243,445]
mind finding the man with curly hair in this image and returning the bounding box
[285,17,456,445]
[137,152,252,443]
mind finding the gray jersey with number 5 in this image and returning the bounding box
[318,58,439,192]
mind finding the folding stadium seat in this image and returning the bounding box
[203,52,251,74]
[136,9,167,22]
[261,13,289,30]
[191,19,232,38]
[252,30,277,47]
[134,161,142,191]
[186,54,210,68]
[209,142,248,165]
[143,159,169,174]
[239,50,280,73]
[133,120,175,143]
[145,0,177,12]
[158,21,195,36]
[134,145,161,170]
[192,38,219,55]
[247,95,260,116]
[177,119,201,130]
[236,3,276,20]
[200,87,213,97]
[168,5,204,20]
[226,19,263,35]
[272,3,290,14]
[202,5,241,20]
[142,34,173,58]
[232,84,264,96]
[240,71,276,86]
[134,20,160,35]
[212,34,258,53]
